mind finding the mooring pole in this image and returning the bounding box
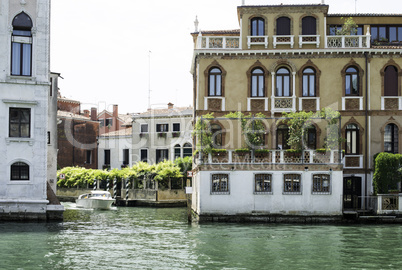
[113,177,117,200]
[93,178,97,190]
[106,177,110,192]
[125,178,130,206]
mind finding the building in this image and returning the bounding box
[97,104,132,135]
[57,96,99,169]
[190,3,402,222]
[0,0,63,220]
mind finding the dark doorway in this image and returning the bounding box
[343,177,362,209]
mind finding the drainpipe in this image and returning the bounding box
[364,52,369,208]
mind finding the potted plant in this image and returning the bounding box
[254,149,270,163]
[139,133,148,138]
[172,132,180,138]
[211,148,228,163]
[157,132,167,138]
[233,148,252,163]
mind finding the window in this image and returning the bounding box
[183,143,193,157]
[174,144,181,159]
[50,78,53,96]
[345,124,359,154]
[11,12,33,76]
[276,17,291,35]
[306,126,316,149]
[371,25,402,43]
[211,174,229,193]
[105,118,113,127]
[104,150,111,165]
[11,162,29,180]
[156,149,169,163]
[329,25,363,36]
[276,68,291,97]
[255,174,272,193]
[123,149,129,165]
[312,174,330,193]
[384,124,398,154]
[208,68,222,96]
[156,123,168,132]
[251,17,265,36]
[86,150,92,164]
[284,174,301,193]
[140,149,148,162]
[9,108,30,138]
[345,67,359,96]
[276,124,290,150]
[99,119,105,128]
[384,66,398,96]
[173,123,180,132]
[251,68,265,97]
[302,68,316,97]
[47,131,51,144]
[140,124,148,133]
[210,123,223,148]
[302,16,316,35]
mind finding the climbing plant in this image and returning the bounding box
[373,152,402,194]
[336,17,358,35]
[281,111,314,151]
[192,113,214,155]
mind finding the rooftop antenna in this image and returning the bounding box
[194,16,199,32]
[148,50,152,110]
[321,0,325,4]
[242,0,245,5]
[355,0,357,13]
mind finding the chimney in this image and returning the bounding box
[83,110,90,118]
[91,107,97,121]
[168,102,174,109]
[113,104,118,118]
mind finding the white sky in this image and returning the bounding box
[50,0,401,114]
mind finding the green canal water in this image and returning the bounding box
[1,206,402,270]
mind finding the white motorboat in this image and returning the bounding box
[76,191,115,210]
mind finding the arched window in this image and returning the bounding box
[345,67,359,96]
[384,124,398,153]
[346,124,359,154]
[306,126,316,149]
[183,143,193,157]
[174,144,181,159]
[210,123,223,148]
[251,17,265,36]
[276,68,291,97]
[384,65,398,96]
[251,68,265,97]
[208,68,222,96]
[11,162,29,180]
[276,17,291,35]
[276,124,290,149]
[302,16,316,35]
[11,12,33,76]
[302,68,316,97]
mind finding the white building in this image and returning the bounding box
[0,0,63,220]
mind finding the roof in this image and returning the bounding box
[328,13,402,17]
[134,106,193,118]
[57,110,91,120]
[192,29,240,35]
[58,96,80,104]
[239,4,328,8]
[100,127,133,137]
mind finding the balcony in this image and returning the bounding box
[247,36,268,49]
[326,35,370,49]
[196,149,342,165]
[271,96,296,113]
[247,97,269,111]
[342,96,363,111]
[197,36,240,49]
[273,35,294,48]
[299,35,320,48]
[381,96,402,110]
[298,97,320,111]
[204,97,225,111]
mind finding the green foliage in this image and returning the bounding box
[224,111,266,150]
[373,152,402,194]
[336,17,358,35]
[153,160,183,181]
[174,156,193,174]
[255,149,270,154]
[315,148,328,153]
[234,148,251,153]
[193,113,214,155]
[281,111,314,151]
[211,148,227,154]
[285,149,302,153]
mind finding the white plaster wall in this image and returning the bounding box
[194,170,343,216]
[98,135,133,169]
[47,73,58,192]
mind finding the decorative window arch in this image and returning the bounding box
[276,67,291,97]
[204,61,226,97]
[276,124,290,149]
[183,143,193,157]
[276,16,291,35]
[381,60,402,97]
[341,61,364,97]
[11,161,29,180]
[247,61,268,98]
[384,123,399,153]
[301,15,317,35]
[210,122,224,148]
[11,12,33,76]
[298,60,321,97]
[250,17,265,36]
[342,118,364,155]
[302,68,316,97]
[174,144,181,159]
[306,125,317,149]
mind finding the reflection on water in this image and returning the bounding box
[1,206,402,269]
